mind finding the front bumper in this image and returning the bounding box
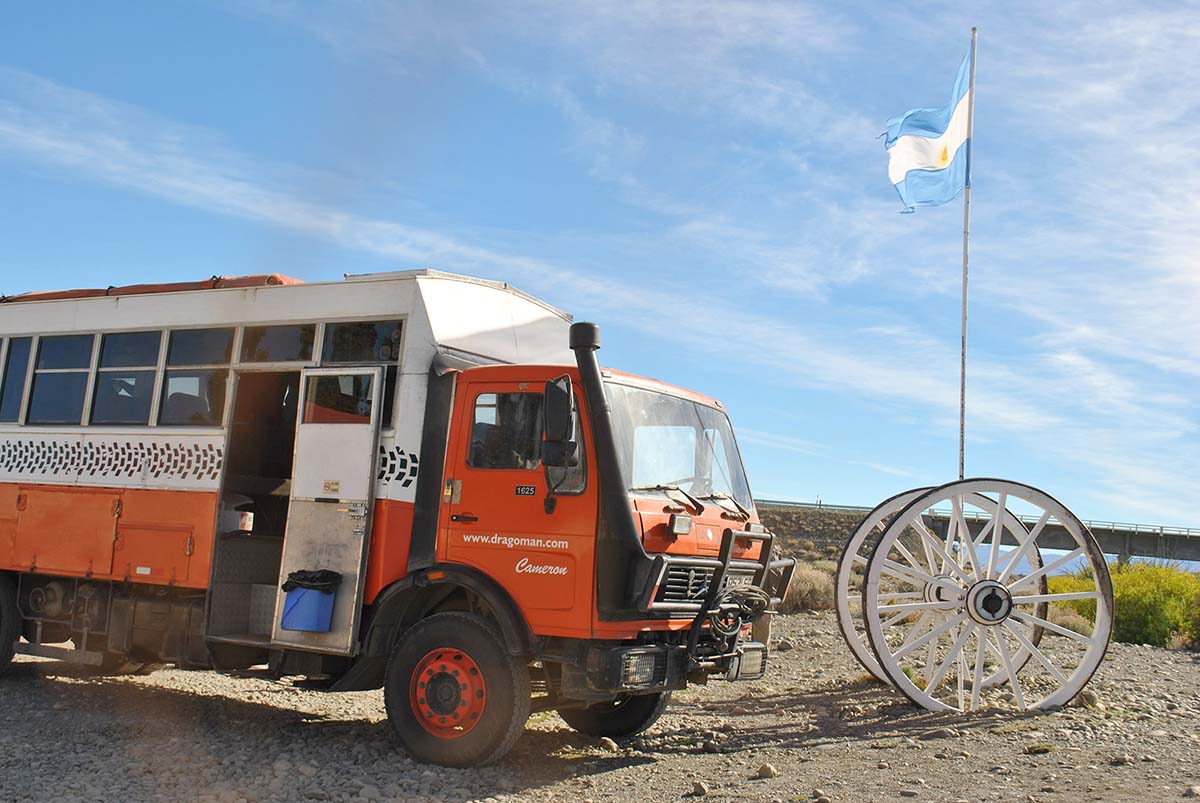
[560,640,770,700]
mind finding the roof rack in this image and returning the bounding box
[0,273,302,304]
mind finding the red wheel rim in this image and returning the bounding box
[409,648,487,738]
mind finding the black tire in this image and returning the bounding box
[557,691,672,738]
[384,612,530,767]
[0,575,19,674]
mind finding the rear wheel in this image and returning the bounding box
[0,575,19,674]
[557,691,671,738]
[384,612,530,767]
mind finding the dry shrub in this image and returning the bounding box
[779,563,835,613]
[1048,606,1092,636]
[800,539,817,551]
[812,559,838,575]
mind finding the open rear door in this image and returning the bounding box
[272,366,383,654]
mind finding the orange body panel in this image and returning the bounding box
[0,482,216,588]
[363,499,415,603]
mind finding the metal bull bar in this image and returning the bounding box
[683,527,796,668]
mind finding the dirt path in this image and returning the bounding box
[3,612,1198,803]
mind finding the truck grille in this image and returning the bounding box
[655,564,758,605]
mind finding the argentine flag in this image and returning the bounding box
[886,49,972,212]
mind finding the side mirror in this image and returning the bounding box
[543,375,574,442]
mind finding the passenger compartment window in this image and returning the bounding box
[91,331,161,426]
[240,324,315,363]
[159,327,233,427]
[303,374,373,425]
[27,334,95,425]
[0,337,31,422]
[321,320,402,428]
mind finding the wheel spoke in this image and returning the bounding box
[881,609,914,629]
[985,491,1007,579]
[852,553,868,566]
[878,591,925,602]
[918,527,973,584]
[1010,610,1094,644]
[969,628,987,711]
[990,627,1026,709]
[876,600,960,614]
[893,611,968,661]
[898,610,934,651]
[918,515,939,572]
[927,620,976,693]
[1011,591,1098,605]
[995,510,1050,583]
[881,558,943,589]
[1003,620,1066,684]
[951,496,982,580]
[893,539,930,576]
[1008,547,1086,592]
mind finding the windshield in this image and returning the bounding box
[606,382,754,512]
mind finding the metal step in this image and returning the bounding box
[15,641,105,666]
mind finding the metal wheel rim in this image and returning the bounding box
[835,487,930,682]
[863,478,1113,713]
[410,647,488,738]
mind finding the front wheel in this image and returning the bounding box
[384,612,530,767]
[557,691,672,738]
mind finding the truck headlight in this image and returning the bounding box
[622,650,662,687]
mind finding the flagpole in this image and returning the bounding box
[958,27,977,481]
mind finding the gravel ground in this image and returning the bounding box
[3,612,1199,803]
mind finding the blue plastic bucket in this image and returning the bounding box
[280,587,336,632]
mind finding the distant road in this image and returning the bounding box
[756,498,1200,562]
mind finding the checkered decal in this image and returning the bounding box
[377,445,419,488]
[0,438,224,482]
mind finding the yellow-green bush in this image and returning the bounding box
[1048,562,1200,647]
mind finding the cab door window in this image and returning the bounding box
[467,390,585,493]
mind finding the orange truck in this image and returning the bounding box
[0,270,794,766]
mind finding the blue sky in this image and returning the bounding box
[2,2,1197,526]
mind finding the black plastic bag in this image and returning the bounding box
[281,570,342,594]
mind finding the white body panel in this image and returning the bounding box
[0,270,573,501]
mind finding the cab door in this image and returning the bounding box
[442,379,596,637]
[272,367,382,654]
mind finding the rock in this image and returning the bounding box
[755,763,779,780]
[1183,786,1200,798]
[691,781,710,797]
[598,737,619,753]
[1025,743,1054,755]
[358,786,381,800]
[899,791,919,798]
[877,761,890,769]
[1073,689,1100,709]
[1111,755,1135,766]
[702,740,721,754]
[816,797,831,803]
[777,638,796,652]
[812,789,826,799]
[919,727,958,740]
[731,706,750,715]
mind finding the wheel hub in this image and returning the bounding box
[410,648,487,738]
[922,574,959,604]
[966,579,1012,625]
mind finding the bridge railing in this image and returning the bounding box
[755,499,1200,540]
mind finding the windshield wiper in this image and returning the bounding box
[698,492,751,521]
[629,484,706,515]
